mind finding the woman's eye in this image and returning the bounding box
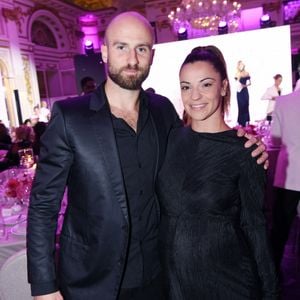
[203,82,212,88]
[181,86,189,91]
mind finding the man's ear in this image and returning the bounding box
[101,44,108,63]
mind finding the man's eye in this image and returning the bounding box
[137,47,148,53]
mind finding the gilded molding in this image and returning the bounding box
[22,55,34,106]
[155,19,172,31]
[2,7,26,33]
[28,4,59,18]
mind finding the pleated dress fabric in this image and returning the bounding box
[157,127,278,300]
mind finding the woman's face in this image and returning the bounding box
[238,61,245,71]
[179,61,227,125]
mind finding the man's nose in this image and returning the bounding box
[128,49,138,66]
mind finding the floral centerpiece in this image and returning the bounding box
[5,172,33,204]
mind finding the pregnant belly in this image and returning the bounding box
[171,218,251,272]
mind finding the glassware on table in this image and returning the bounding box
[0,212,7,240]
[256,120,272,145]
[18,148,35,169]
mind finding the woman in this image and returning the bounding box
[157,46,278,299]
[235,60,251,126]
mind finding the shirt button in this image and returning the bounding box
[138,162,142,168]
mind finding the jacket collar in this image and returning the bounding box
[89,82,107,111]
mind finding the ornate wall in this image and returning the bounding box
[0,0,83,126]
[0,0,298,127]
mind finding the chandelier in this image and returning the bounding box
[168,0,242,37]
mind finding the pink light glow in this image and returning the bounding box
[241,7,263,31]
[79,14,100,53]
[84,39,93,47]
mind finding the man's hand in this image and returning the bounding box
[34,291,63,300]
[237,127,269,170]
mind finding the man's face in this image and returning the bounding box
[101,15,154,90]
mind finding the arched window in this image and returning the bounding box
[31,20,57,48]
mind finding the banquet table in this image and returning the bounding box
[0,167,67,268]
[0,167,34,267]
[0,225,26,268]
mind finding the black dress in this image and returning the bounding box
[157,127,278,300]
[237,76,250,126]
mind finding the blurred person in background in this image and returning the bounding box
[261,74,282,122]
[80,76,97,95]
[32,121,47,157]
[235,60,251,126]
[0,123,12,150]
[30,105,40,126]
[23,119,32,126]
[0,123,12,171]
[270,89,300,273]
[5,125,34,167]
[39,100,51,123]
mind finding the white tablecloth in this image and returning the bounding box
[0,229,26,268]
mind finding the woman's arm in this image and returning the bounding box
[238,153,279,299]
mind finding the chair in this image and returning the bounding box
[0,248,32,300]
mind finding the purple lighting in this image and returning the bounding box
[260,14,272,28]
[84,40,94,55]
[177,26,188,40]
[218,21,228,34]
[178,27,187,34]
[84,39,93,47]
[261,14,270,22]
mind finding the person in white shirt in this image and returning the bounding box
[294,78,300,91]
[270,88,300,271]
[261,74,282,120]
[39,101,50,123]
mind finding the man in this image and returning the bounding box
[27,11,268,300]
[80,76,97,95]
[270,89,300,271]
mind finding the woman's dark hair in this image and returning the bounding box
[180,45,230,114]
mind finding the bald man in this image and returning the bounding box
[27,11,268,300]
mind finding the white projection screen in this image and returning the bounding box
[143,25,292,126]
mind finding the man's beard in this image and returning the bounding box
[108,63,150,90]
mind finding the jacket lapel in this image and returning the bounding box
[89,87,129,224]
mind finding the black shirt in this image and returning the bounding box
[111,94,161,288]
